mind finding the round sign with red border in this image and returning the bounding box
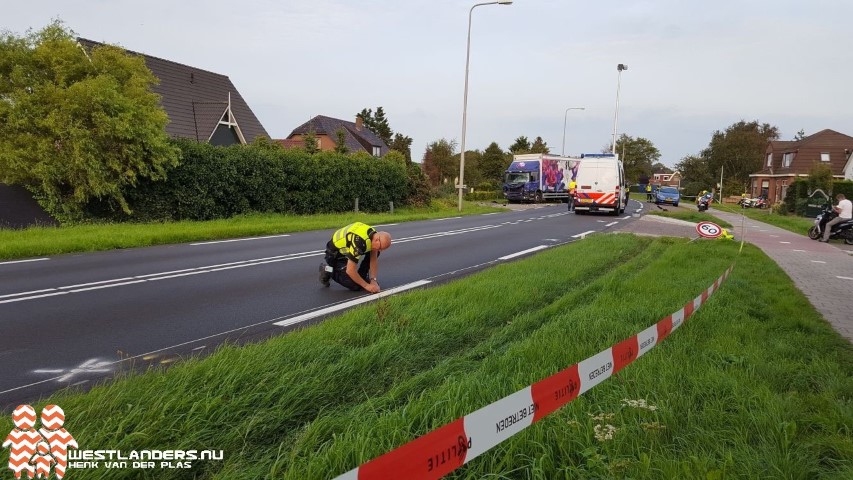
[696,221,723,238]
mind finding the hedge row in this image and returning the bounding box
[86,140,423,222]
[782,179,853,215]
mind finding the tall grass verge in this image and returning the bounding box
[3,235,849,479]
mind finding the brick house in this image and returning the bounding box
[651,171,681,188]
[281,115,389,156]
[78,38,269,145]
[750,129,853,203]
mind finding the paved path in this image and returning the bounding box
[711,210,853,343]
[615,208,853,343]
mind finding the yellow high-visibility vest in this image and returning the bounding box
[332,222,376,261]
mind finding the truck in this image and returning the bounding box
[571,153,629,215]
[502,154,582,203]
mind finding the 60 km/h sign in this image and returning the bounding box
[696,221,723,238]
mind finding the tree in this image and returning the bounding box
[479,142,508,184]
[0,21,179,221]
[356,106,394,147]
[509,136,531,154]
[421,138,457,186]
[333,128,349,154]
[794,129,807,141]
[530,136,550,154]
[389,133,413,163]
[700,120,779,193]
[651,162,672,174]
[608,134,660,183]
[675,154,713,195]
[454,150,483,188]
[807,162,833,195]
[302,127,320,154]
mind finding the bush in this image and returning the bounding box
[783,179,853,215]
[85,140,419,221]
[464,191,501,201]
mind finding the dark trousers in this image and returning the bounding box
[325,241,372,291]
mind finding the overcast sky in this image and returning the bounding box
[6,1,853,167]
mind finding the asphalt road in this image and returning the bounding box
[0,201,643,408]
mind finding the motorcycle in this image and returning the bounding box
[697,193,712,212]
[737,196,768,209]
[807,205,853,244]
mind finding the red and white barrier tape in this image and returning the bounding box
[334,265,734,480]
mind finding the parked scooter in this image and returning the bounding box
[807,204,853,244]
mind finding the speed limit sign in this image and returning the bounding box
[696,221,723,238]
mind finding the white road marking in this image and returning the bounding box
[274,280,432,328]
[431,216,462,221]
[572,230,596,239]
[190,234,291,246]
[374,223,398,227]
[481,212,499,216]
[33,358,113,383]
[837,276,853,280]
[779,241,791,244]
[621,216,631,220]
[0,258,49,266]
[811,260,826,264]
[605,222,618,227]
[0,288,55,299]
[793,249,806,252]
[498,245,549,260]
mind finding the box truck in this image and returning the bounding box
[572,153,629,215]
[502,154,582,203]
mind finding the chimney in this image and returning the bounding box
[355,115,363,131]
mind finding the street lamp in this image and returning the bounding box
[611,63,627,154]
[458,0,513,212]
[562,107,585,156]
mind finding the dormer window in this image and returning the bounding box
[766,153,772,167]
[372,146,381,157]
[782,152,794,167]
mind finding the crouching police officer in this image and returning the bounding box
[319,222,392,293]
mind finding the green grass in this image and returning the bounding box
[4,234,850,479]
[0,200,503,261]
[714,203,815,236]
[646,209,734,228]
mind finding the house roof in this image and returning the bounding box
[77,38,269,144]
[754,129,853,176]
[287,115,389,156]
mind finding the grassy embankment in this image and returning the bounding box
[0,200,503,261]
[714,203,814,236]
[4,234,850,479]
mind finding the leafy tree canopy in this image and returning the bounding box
[700,120,779,192]
[0,20,179,222]
[608,134,661,183]
[530,136,550,154]
[479,142,508,184]
[422,138,457,186]
[509,136,531,154]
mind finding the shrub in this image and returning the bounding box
[85,141,419,221]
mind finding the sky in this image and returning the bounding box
[5,0,853,167]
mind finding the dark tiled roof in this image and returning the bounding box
[288,115,389,155]
[77,38,269,143]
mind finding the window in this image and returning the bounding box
[372,146,381,157]
[782,152,794,167]
[821,152,830,162]
[767,153,772,167]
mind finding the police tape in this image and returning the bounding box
[333,264,735,480]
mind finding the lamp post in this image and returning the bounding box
[458,0,513,212]
[611,63,627,154]
[561,107,585,156]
